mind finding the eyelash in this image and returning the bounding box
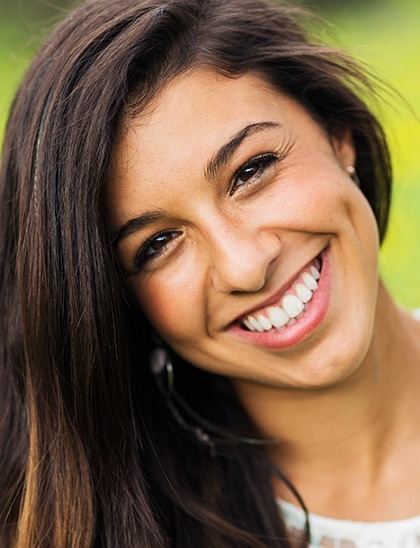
[132,151,282,271]
[229,152,280,196]
[133,230,182,271]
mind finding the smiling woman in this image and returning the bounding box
[109,70,378,390]
[1,0,420,547]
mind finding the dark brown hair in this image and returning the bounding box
[0,0,392,546]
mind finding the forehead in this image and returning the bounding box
[108,69,321,225]
[117,69,292,153]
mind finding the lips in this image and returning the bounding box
[228,248,331,350]
[241,256,322,332]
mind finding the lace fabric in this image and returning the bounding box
[278,499,420,547]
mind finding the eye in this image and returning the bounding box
[133,230,182,270]
[229,153,279,195]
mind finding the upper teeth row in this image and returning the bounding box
[242,260,321,332]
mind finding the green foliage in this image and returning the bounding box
[0,26,32,136]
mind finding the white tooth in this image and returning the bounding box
[247,316,264,332]
[267,306,289,328]
[295,283,312,303]
[286,318,296,327]
[243,318,255,331]
[302,271,318,291]
[310,265,320,280]
[257,314,273,331]
[314,258,321,270]
[282,294,304,318]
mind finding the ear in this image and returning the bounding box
[332,128,356,171]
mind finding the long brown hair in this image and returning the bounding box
[0,0,392,546]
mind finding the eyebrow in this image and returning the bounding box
[204,121,280,180]
[111,121,280,246]
[111,211,166,247]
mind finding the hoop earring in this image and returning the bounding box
[150,347,216,455]
[150,347,279,456]
[346,165,361,187]
[150,347,174,392]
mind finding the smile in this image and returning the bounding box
[229,248,331,350]
[241,256,322,332]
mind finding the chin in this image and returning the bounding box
[285,324,375,390]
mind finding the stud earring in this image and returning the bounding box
[346,165,361,187]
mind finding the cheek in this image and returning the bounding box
[337,183,380,256]
[303,170,378,241]
[263,172,369,235]
[129,259,205,343]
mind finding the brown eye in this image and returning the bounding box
[238,165,260,183]
[230,153,279,195]
[146,234,172,255]
[134,230,181,269]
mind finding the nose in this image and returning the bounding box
[208,219,281,294]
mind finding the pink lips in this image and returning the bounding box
[229,248,331,350]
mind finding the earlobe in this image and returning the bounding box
[332,128,356,170]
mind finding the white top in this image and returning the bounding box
[278,499,420,547]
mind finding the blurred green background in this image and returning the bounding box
[1,0,419,308]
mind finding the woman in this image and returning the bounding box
[1,0,420,546]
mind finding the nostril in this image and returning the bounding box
[209,225,281,294]
[231,286,264,296]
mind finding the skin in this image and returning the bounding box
[108,68,420,521]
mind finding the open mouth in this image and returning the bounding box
[240,254,323,333]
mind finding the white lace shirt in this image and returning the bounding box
[278,499,420,547]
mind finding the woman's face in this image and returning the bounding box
[108,69,380,389]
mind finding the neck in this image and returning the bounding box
[233,282,420,518]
